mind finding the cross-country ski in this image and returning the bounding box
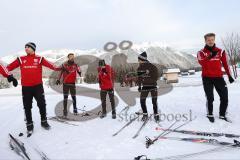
[159,137,240,148]
[156,128,240,138]
[112,114,140,137]
[132,114,153,139]
[9,134,31,160]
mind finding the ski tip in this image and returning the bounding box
[9,133,14,138]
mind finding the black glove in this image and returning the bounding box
[228,76,234,83]
[56,80,60,85]
[77,71,82,77]
[101,68,107,74]
[7,75,18,87]
[138,86,142,92]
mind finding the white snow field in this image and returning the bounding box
[0,71,240,160]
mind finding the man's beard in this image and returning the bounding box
[68,60,74,64]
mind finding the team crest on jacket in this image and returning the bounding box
[33,58,39,65]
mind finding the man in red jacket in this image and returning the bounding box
[56,53,81,117]
[98,59,116,119]
[0,64,18,87]
[7,42,63,135]
[197,33,234,123]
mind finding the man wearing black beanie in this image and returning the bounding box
[137,51,160,122]
[25,42,36,52]
[7,42,64,136]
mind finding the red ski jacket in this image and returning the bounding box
[7,54,61,86]
[197,46,231,77]
[59,62,81,84]
[0,64,11,78]
[98,65,115,90]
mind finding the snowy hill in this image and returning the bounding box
[0,70,240,159]
[0,43,200,71]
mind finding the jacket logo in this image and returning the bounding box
[34,59,38,63]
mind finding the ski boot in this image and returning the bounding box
[154,114,160,122]
[141,113,148,121]
[41,120,51,130]
[73,108,78,115]
[112,114,116,119]
[63,108,68,118]
[207,114,215,123]
[219,116,232,123]
[26,122,34,137]
[100,112,107,119]
[112,110,116,119]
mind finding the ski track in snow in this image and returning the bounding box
[0,71,240,159]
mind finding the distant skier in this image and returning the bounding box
[197,33,234,123]
[7,42,63,134]
[98,59,116,119]
[0,64,18,87]
[137,51,160,122]
[56,53,81,117]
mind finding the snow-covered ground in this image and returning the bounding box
[0,71,240,160]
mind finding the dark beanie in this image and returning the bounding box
[138,51,147,61]
[99,59,106,67]
[25,42,36,51]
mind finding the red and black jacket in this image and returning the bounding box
[59,61,81,84]
[0,64,11,78]
[197,46,231,78]
[7,54,61,86]
[98,65,115,90]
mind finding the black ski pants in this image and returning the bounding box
[100,89,116,115]
[140,86,158,114]
[202,77,228,117]
[22,84,47,125]
[63,83,77,113]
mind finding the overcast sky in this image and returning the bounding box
[0,0,239,56]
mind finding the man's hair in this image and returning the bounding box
[204,33,216,40]
[67,53,74,58]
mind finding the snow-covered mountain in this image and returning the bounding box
[0,43,200,78]
[1,43,199,67]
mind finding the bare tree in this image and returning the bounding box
[222,33,240,78]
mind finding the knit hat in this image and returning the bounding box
[138,51,147,61]
[99,59,106,67]
[25,42,36,52]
